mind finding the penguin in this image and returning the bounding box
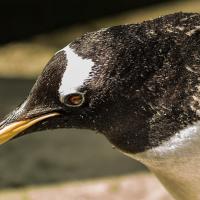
[0,12,200,200]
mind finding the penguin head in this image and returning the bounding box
[0,27,146,152]
[1,12,199,154]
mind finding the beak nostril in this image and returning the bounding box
[0,120,5,130]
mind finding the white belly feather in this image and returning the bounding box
[124,122,200,200]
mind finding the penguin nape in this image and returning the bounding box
[1,12,200,200]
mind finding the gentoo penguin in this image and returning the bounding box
[0,12,200,200]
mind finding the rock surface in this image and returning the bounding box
[0,173,173,200]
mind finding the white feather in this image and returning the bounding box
[58,45,94,97]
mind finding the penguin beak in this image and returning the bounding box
[0,112,60,145]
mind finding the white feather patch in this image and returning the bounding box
[124,122,200,162]
[58,45,94,97]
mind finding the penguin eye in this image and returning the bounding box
[62,93,85,107]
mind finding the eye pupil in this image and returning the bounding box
[63,93,84,107]
[69,95,82,105]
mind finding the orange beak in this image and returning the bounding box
[0,113,60,145]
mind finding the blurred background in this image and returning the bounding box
[0,0,199,199]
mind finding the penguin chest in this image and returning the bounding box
[124,122,200,200]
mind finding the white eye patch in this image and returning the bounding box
[58,45,94,99]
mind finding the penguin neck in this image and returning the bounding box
[125,122,200,200]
